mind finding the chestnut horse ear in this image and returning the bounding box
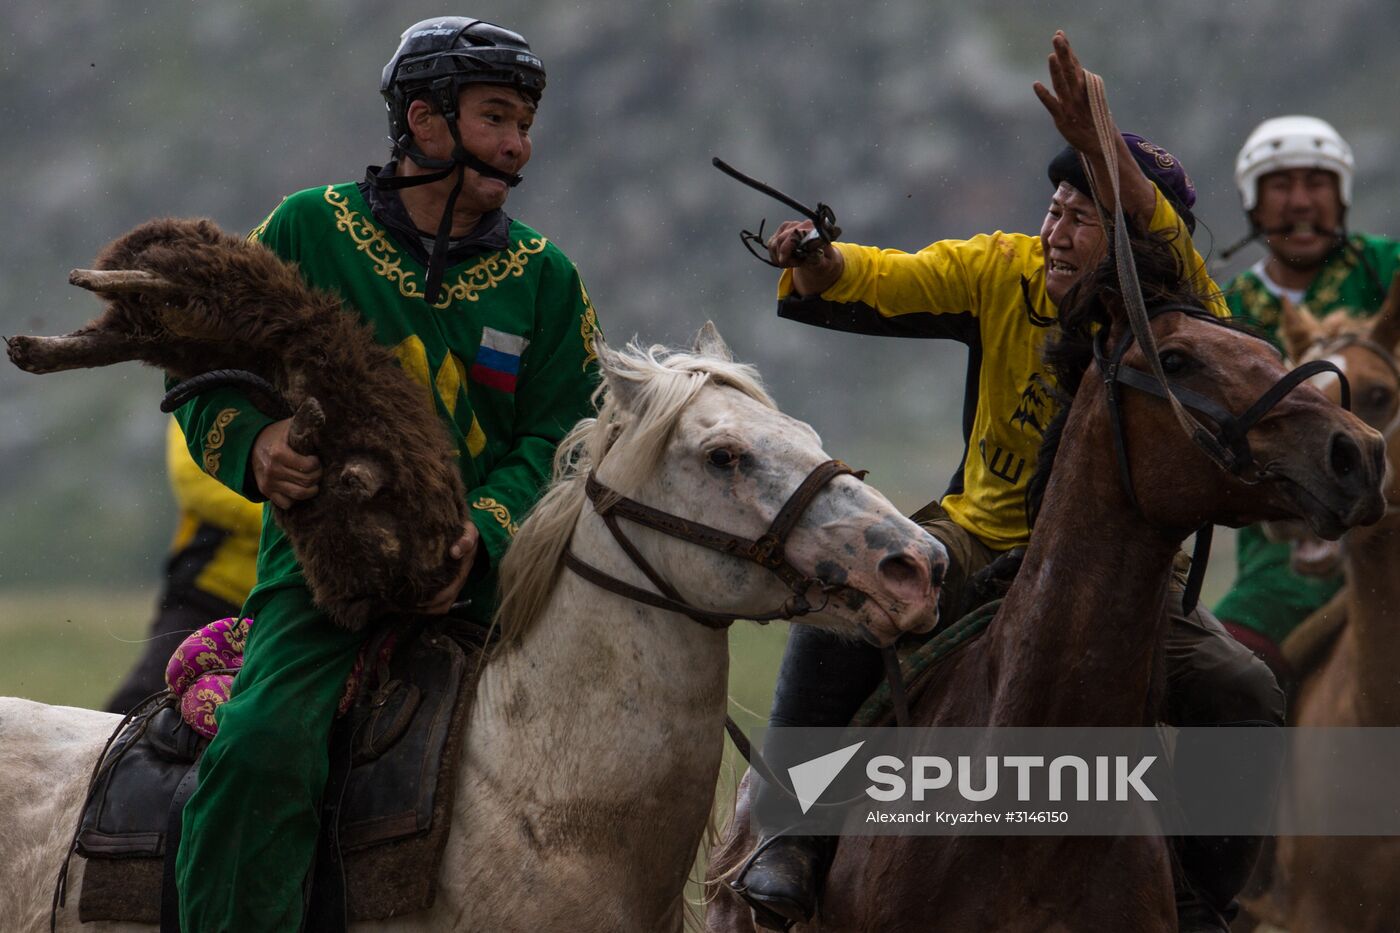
[1279,297,1322,363]
[692,321,734,362]
[1368,271,1400,354]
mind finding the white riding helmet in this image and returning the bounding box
[1235,115,1354,211]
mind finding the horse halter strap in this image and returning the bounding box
[1095,305,1353,507]
[1308,333,1400,385]
[1094,306,1351,612]
[563,459,866,629]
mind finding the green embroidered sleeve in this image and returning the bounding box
[467,248,601,570]
[168,384,276,501]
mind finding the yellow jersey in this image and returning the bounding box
[777,191,1225,550]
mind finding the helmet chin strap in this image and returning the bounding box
[369,114,524,303]
[1222,204,1351,263]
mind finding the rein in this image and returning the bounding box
[561,456,913,784]
[1078,72,1352,611]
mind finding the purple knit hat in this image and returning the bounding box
[1048,132,1197,232]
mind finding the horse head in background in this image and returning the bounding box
[1246,274,1400,933]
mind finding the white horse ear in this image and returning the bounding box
[596,338,641,410]
[692,321,734,362]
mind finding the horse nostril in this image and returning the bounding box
[1329,431,1361,479]
[877,553,930,599]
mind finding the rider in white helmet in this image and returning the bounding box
[1215,115,1400,684]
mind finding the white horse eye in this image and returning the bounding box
[706,447,737,468]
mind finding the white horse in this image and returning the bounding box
[0,325,946,932]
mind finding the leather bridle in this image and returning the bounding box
[562,454,920,778]
[562,458,870,629]
[1095,303,1352,508]
[1302,332,1400,388]
[1094,304,1352,611]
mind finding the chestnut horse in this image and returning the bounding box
[705,243,1387,933]
[1244,276,1400,933]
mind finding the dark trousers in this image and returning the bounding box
[761,573,1285,919]
[768,591,1284,730]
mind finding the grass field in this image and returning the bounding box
[0,588,158,709]
[0,587,791,717]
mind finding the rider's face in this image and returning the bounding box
[1252,168,1343,271]
[449,85,535,214]
[1040,183,1107,305]
[409,84,535,215]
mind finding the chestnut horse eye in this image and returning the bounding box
[1159,350,1188,375]
[1365,386,1394,411]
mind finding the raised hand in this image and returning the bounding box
[1032,30,1099,156]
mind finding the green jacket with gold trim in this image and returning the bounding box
[171,181,602,623]
[1214,233,1400,645]
[1225,234,1400,348]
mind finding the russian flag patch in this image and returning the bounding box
[470,327,530,393]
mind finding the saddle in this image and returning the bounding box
[64,618,488,927]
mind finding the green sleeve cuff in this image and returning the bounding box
[169,384,277,501]
[467,492,521,570]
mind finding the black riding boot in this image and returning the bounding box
[731,626,884,931]
[1174,834,1268,932]
[1170,723,1284,933]
[731,833,834,931]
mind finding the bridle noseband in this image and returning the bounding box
[562,458,869,629]
[562,455,917,771]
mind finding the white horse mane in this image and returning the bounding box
[495,338,776,643]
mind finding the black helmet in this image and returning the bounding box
[381,17,546,147]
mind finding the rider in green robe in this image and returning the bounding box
[171,18,600,930]
[1213,116,1400,679]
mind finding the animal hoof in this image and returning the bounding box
[5,335,47,373]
